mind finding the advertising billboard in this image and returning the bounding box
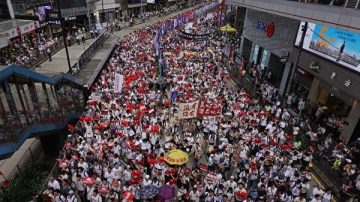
[296,22,360,73]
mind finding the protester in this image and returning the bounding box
[39,2,359,202]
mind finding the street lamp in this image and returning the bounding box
[56,0,72,74]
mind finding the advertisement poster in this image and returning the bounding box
[114,74,124,93]
[296,22,360,73]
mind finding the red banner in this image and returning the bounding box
[197,99,222,117]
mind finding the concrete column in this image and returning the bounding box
[238,36,244,58]
[7,0,15,19]
[249,43,255,63]
[279,62,292,95]
[307,78,320,103]
[340,100,360,144]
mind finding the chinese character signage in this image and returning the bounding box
[176,101,199,119]
[114,74,124,93]
[176,99,223,119]
[197,99,222,117]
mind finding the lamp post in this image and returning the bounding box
[285,22,308,95]
[56,0,72,74]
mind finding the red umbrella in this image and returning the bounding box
[98,186,110,195]
[126,104,134,112]
[121,120,131,127]
[149,124,160,133]
[237,112,245,117]
[80,116,93,122]
[128,141,136,149]
[236,191,248,201]
[129,178,141,185]
[286,134,293,142]
[165,168,177,175]
[123,191,134,201]
[133,119,140,126]
[83,177,95,186]
[148,158,157,165]
[87,100,97,106]
[132,169,142,178]
[67,124,75,133]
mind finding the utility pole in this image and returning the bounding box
[87,0,92,32]
[285,22,308,95]
[56,0,72,74]
[102,0,105,25]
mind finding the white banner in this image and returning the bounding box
[114,74,124,93]
[176,101,199,119]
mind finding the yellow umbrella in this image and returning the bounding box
[220,24,237,33]
[164,149,189,165]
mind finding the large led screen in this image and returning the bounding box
[295,22,360,73]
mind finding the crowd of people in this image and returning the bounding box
[36,2,359,202]
[0,32,59,68]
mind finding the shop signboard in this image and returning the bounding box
[296,22,360,73]
[0,21,40,40]
[243,9,299,58]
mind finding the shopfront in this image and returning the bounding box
[239,9,299,90]
[290,67,314,99]
[290,48,360,143]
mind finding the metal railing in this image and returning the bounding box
[69,29,109,75]
[1,139,42,181]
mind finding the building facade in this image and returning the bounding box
[226,0,360,143]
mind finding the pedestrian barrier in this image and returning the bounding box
[69,29,109,75]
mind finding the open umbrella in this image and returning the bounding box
[82,177,95,186]
[122,191,134,202]
[164,149,189,165]
[58,160,69,169]
[140,185,159,199]
[157,185,175,201]
[219,24,237,33]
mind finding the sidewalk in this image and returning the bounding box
[34,38,96,77]
[33,7,196,82]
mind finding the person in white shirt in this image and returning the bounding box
[48,176,60,190]
[225,176,237,191]
[54,189,66,202]
[78,157,89,172]
[312,185,324,198]
[111,163,122,180]
[66,190,78,202]
[142,175,152,186]
[310,194,322,202]
[322,189,333,202]
[91,190,102,202]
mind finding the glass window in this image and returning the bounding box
[252,44,259,63]
[260,49,268,69]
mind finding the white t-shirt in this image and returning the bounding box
[48,180,60,190]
